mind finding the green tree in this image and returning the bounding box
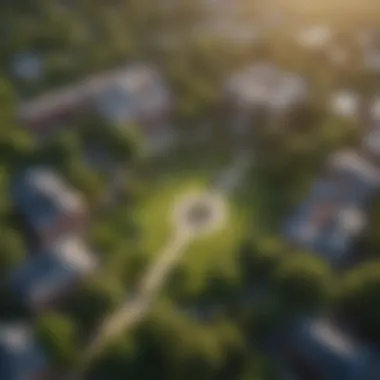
[0,227,26,277]
[239,236,284,285]
[272,253,334,315]
[86,333,135,380]
[68,275,124,332]
[35,312,79,369]
[338,261,380,345]
[64,161,105,204]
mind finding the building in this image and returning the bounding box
[11,52,44,82]
[18,63,173,141]
[11,167,86,246]
[92,64,173,152]
[329,90,361,120]
[281,317,380,380]
[283,150,380,265]
[225,63,308,136]
[295,25,332,50]
[360,123,380,165]
[361,30,380,73]
[9,235,96,312]
[0,324,49,380]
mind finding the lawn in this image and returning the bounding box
[131,145,256,296]
[178,196,251,295]
[133,175,209,256]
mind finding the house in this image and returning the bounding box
[283,151,380,265]
[225,63,308,116]
[295,25,332,50]
[361,31,380,73]
[11,52,44,82]
[18,63,173,139]
[11,167,86,246]
[0,324,49,380]
[329,91,361,120]
[91,64,173,142]
[281,317,380,380]
[361,124,380,162]
[9,235,96,312]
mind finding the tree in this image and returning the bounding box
[64,161,105,204]
[239,236,285,285]
[35,312,79,369]
[337,261,380,345]
[68,275,124,332]
[0,227,26,277]
[34,130,83,169]
[86,333,135,380]
[272,253,334,315]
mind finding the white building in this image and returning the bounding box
[295,25,332,50]
[329,91,361,120]
[226,62,308,113]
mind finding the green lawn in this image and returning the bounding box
[178,197,250,295]
[131,151,255,296]
[133,175,209,256]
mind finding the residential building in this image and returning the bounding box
[281,317,380,380]
[11,52,44,82]
[283,150,380,265]
[18,63,173,141]
[92,63,173,151]
[362,32,380,73]
[360,123,380,165]
[11,167,87,246]
[295,25,332,50]
[0,324,49,380]
[9,235,96,312]
[225,63,308,134]
[329,90,361,120]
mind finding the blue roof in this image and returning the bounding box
[283,170,377,264]
[286,319,380,380]
[10,244,89,308]
[9,237,95,309]
[11,172,61,233]
[95,85,136,124]
[0,326,47,380]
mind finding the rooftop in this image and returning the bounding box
[0,324,47,380]
[287,318,380,380]
[10,235,96,309]
[226,63,307,110]
[12,167,85,219]
[18,63,169,125]
[295,25,332,49]
[283,168,376,263]
[329,91,360,119]
[330,150,380,186]
[362,125,380,156]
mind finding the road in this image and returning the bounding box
[76,151,254,377]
